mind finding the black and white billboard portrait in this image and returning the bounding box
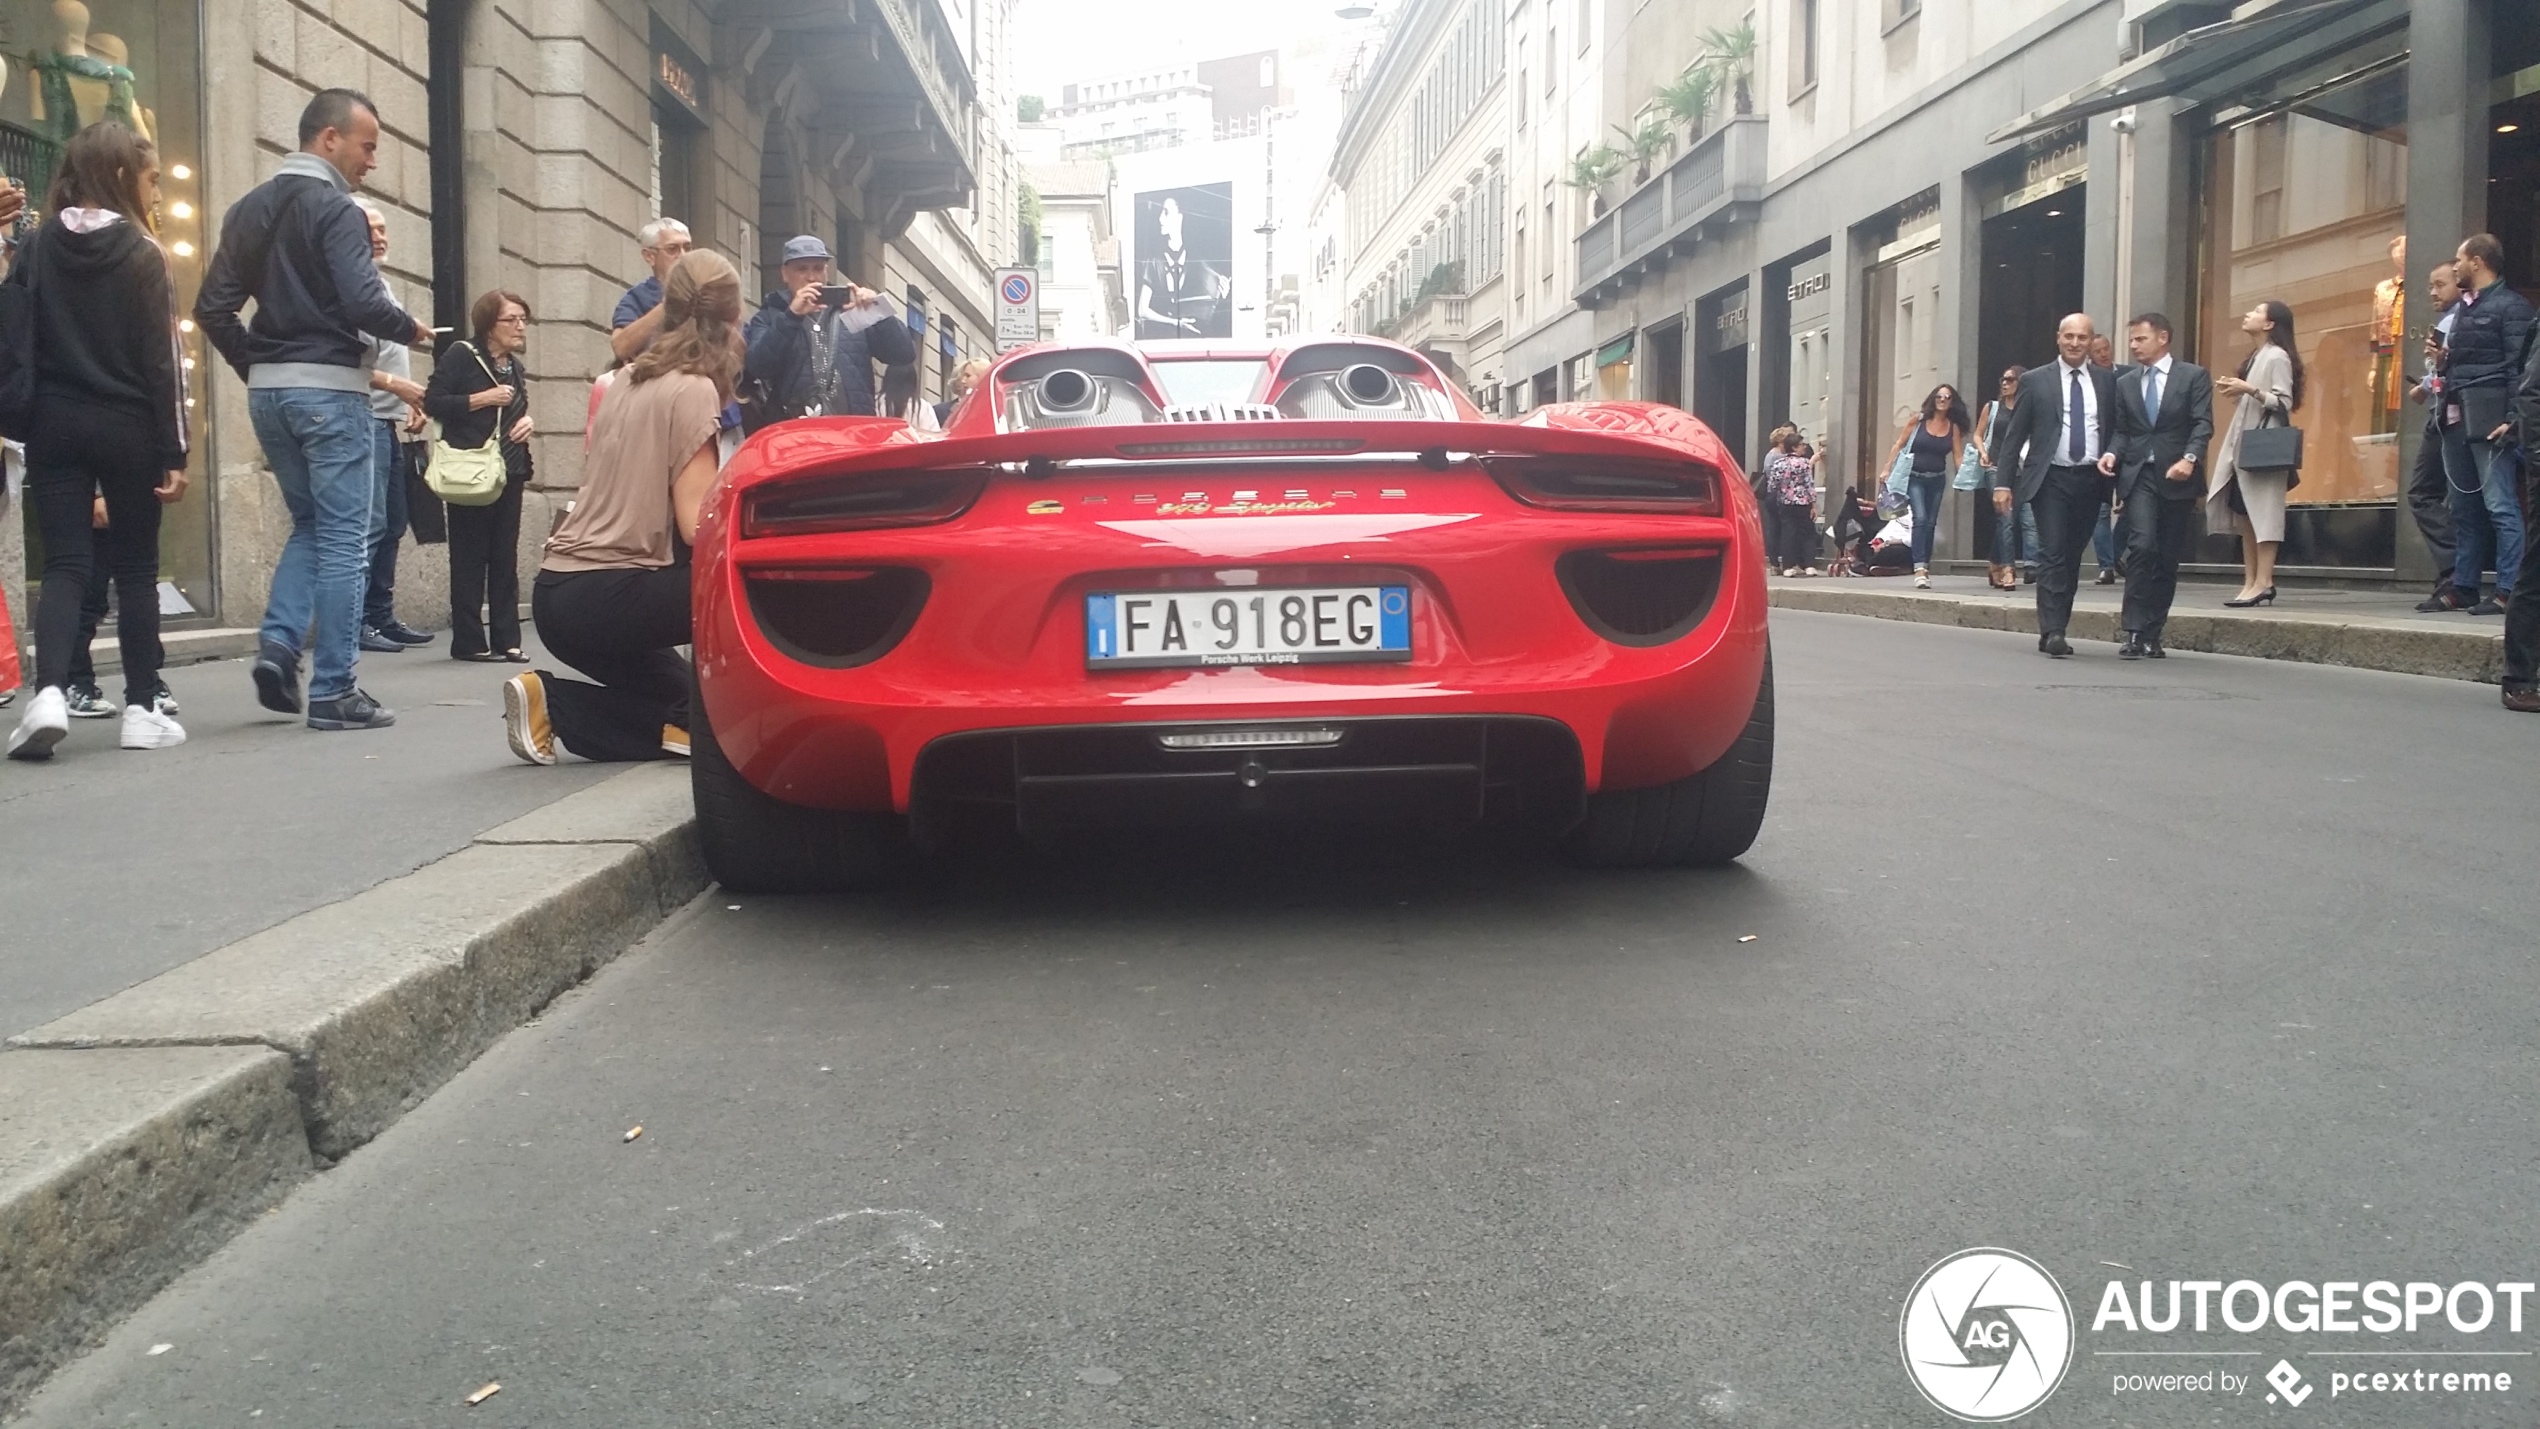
[1133,183,1234,339]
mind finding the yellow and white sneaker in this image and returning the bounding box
[502,673,556,766]
[660,724,691,759]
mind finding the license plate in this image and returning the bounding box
[1086,586,1411,668]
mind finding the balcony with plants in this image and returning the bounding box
[1568,21,1767,308]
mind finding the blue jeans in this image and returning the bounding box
[251,388,383,701]
[1985,481,2033,566]
[363,420,410,630]
[2443,426,2522,600]
[2090,499,2116,571]
[1906,471,1947,569]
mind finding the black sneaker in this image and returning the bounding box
[307,687,397,730]
[379,620,436,646]
[359,626,406,653]
[251,642,303,714]
[63,681,116,718]
[2469,598,2509,616]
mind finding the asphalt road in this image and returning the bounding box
[0,635,613,1036]
[19,612,2540,1428]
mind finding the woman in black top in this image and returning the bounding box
[5,121,191,761]
[1879,384,1971,588]
[424,290,535,660]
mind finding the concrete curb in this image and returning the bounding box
[1768,584,2505,683]
[0,763,704,1415]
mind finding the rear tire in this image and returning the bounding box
[1565,652,1773,868]
[690,673,902,893]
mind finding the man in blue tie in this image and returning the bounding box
[1990,314,2123,656]
[2107,313,2215,658]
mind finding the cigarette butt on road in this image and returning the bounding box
[623,1125,643,1142]
[465,1382,501,1406]
[1737,934,1759,943]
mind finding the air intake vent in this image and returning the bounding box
[745,567,931,668]
[1554,549,1722,646]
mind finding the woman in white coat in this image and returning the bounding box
[2209,299,2303,606]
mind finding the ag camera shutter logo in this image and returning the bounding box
[1901,1248,2076,1421]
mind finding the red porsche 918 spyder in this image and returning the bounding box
[689,337,1771,891]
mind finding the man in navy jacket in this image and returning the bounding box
[197,87,431,731]
[2433,233,2535,615]
[740,234,916,430]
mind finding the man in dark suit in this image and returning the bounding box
[2107,313,2214,658]
[1992,313,2122,657]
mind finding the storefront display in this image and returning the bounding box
[2196,63,2407,509]
[4,0,206,616]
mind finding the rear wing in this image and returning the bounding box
[724,405,1742,493]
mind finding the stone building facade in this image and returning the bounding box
[3,0,1018,648]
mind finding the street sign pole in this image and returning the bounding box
[994,267,1040,353]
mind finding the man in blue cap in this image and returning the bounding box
[741,234,916,430]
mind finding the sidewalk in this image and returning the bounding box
[1768,571,2507,683]
[1,636,617,1040]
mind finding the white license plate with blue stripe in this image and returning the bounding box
[1086,586,1411,669]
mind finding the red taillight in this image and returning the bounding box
[1483,456,1722,515]
[742,469,987,538]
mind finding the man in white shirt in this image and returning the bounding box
[1991,313,2122,656]
[2107,313,2214,657]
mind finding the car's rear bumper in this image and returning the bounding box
[907,715,1588,842]
[694,551,1768,815]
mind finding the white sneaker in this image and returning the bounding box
[7,686,69,761]
[119,703,187,750]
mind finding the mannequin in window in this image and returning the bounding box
[30,0,150,144]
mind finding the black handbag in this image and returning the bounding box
[2239,408,2303,479]
[402,439,447,544]
[0,228,40,440]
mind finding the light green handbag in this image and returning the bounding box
[425,343,510,508]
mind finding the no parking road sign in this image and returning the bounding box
[995,267,1039,352]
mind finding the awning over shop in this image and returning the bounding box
[1986,0,2405,143]
[1594,333,1635,368]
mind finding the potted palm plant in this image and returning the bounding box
[1655,61,1718,145]
[1614,112,1675,186]
[1566,144,1627,214]
[1700,20,1757,115]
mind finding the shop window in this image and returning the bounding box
[3,0,209,617]
[2198,65,2408,506]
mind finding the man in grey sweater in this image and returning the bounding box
[196,88,432,730]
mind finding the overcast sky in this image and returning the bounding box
[1010,0,1366,101]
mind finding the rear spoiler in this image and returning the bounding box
[726,409,1737,489]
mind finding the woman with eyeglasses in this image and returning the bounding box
[424,290,536,660]
[1880,383,1972,589]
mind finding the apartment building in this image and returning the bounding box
[0,0,1022,636]
[1503,0,2536,584]
[1329,0,1510,404]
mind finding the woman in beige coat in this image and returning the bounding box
[2209,299,2303,606]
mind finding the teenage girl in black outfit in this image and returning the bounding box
[5,121,190,761]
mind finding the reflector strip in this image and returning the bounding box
[1156,728,1347,750]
